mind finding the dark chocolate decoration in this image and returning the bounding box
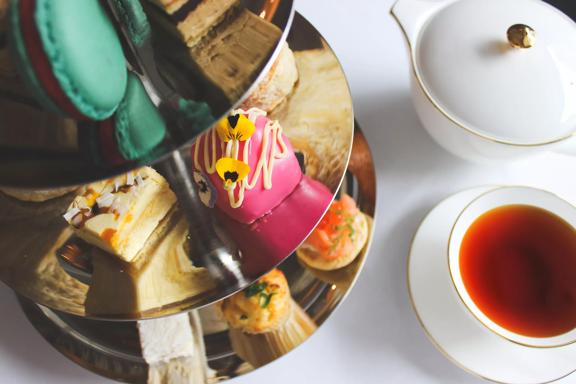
[170,0,203,24]
[224,171,239,183]
[227,114,240,128]
[295,151,306,173]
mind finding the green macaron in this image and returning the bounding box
[9,0,128,120]
[79,72,167,166]
[115,72,167,160]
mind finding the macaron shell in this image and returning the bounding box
[35,0,127,120]
[8,0,61,115]
[114,73,166,160]
[109,0,151,47]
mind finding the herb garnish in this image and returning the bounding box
[258,292,275,308]
[245,282,267,298]
[245,282,275,308]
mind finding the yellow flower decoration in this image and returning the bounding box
[216,157,251,187]
[216,114,255,142]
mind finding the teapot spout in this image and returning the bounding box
[391,0,452,49]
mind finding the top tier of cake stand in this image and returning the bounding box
[0,0,294,187]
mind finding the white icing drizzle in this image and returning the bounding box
[193,108,290,209]
[194,128,218,174]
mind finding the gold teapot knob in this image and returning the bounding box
[507,24,536,48]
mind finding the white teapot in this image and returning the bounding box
[391,0,576,163]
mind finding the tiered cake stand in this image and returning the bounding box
[0,4,375,382]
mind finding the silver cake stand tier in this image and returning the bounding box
[0,13,355,319]
[0,0,295,187]
[18,125,375,383]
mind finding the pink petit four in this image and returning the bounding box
[191,108,302,224]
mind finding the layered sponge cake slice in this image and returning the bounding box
[153,0,241,47]
[63,167,176,263]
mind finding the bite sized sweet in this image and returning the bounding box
[215,175,334,277]
[191,108,302,224]
[221,268,317,368]
[62,167,176,263]
[138,311,215,384]
[147,0,282,103]
[84,212,214,316]
[9,0,127,120]
[138,313,196,363]
[297,194,369,271]
[79,73,167,166]
[240,43,298,113]
[153,0,240,47]
[221,268,291,334]
[188,9,282,103]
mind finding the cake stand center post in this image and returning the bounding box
[158,148,248,288]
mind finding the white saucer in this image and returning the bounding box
[408,186,576,384]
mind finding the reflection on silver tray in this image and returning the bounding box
[0,13,355,320]
[18,125,375,383]
[0,0,294,187]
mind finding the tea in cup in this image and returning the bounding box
[448,186,576,347]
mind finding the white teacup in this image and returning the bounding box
[448,186,576,348]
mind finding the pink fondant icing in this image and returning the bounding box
[215,175,334,277]
[191,113,302,224]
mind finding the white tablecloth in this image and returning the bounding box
[2,1,576,383]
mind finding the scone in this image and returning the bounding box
[240,43,299,113]
[270,46,353,191]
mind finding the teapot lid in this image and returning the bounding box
[415,0,576,145]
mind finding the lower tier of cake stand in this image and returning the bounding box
[17,127,375,383]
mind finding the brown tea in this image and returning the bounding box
[460,205,576,338]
